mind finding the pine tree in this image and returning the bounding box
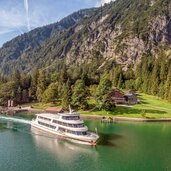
[12,69,21,85]
[16,86,22,103]
[113,66,122,87]
[165,67,171,101]
[168,86,171,102]
[150,60,160,96]
[96,74,112,110]
[42,83,58,103]
[29,67,39,100]
[81,72,90,86]
[21,74,31,90]
[36,70,47,102]
[141,57,150,93]
[158,83,165,99]
[117,73,123,89]
[160,56,167,82]
[0,81,16,105]
[10,69,22,100]
[22,89,29,103]
[62,79,72,109]
[60,65,68,83]
[72,79,88,109]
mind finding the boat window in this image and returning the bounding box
[52,120,84,128]
[58,127,66,132]
[66,130,87,136]
[53,120,59,124]
[62,116,80,120]
[82,132,87,135]
[38,116,51,122]
[38,121,56,129]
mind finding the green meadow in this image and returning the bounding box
[81,93,171,119]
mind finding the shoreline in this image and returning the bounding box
[27,109,171,122]
[1,107,171,123]
[80,114,171,122]
[1,112,171,123]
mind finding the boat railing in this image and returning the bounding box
[58,124,88,130]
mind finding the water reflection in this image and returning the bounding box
[0,120,12,132]
[98,132,124,147]
[0,123,5,131]
[6,121,14,129]
[31,127,99,164]
[0,120,29,132]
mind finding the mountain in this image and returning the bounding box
[0,0,171,75]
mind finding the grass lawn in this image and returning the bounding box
[80,93,171,119]
[22,102,61,110]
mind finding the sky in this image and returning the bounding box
[0,0,113,47]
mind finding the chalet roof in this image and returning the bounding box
[125,93,137,97]
[128,89,136,94]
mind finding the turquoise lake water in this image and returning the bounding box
[0,119,171,171]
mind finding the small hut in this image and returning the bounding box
[45,107,64,114]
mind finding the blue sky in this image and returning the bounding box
[0,0,112,47]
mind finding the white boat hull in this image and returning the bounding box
[31,121,98,145]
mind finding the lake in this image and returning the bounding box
[0,118,171,171]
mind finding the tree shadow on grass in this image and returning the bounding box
[137,94,149,104]
[110,106,167,115]
[91,106,167,115]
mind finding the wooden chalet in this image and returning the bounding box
[110,87,126,104]
[110,88,138,105]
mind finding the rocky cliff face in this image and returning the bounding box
[65,9,171,69]
[0,0,171,75]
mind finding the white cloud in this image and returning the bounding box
[0,29,14,35]
[0,9,25,28]
[96,0,114,7]
[24,0,31,31]
[0,8,26,36]
[0,1,49,37]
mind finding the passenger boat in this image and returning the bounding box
[31,110,99,145]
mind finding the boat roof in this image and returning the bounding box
[58,112,80,116]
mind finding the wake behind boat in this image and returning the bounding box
[31,110,99,145]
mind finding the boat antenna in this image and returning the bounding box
[69,105,72,114]
[95,128,98,134]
